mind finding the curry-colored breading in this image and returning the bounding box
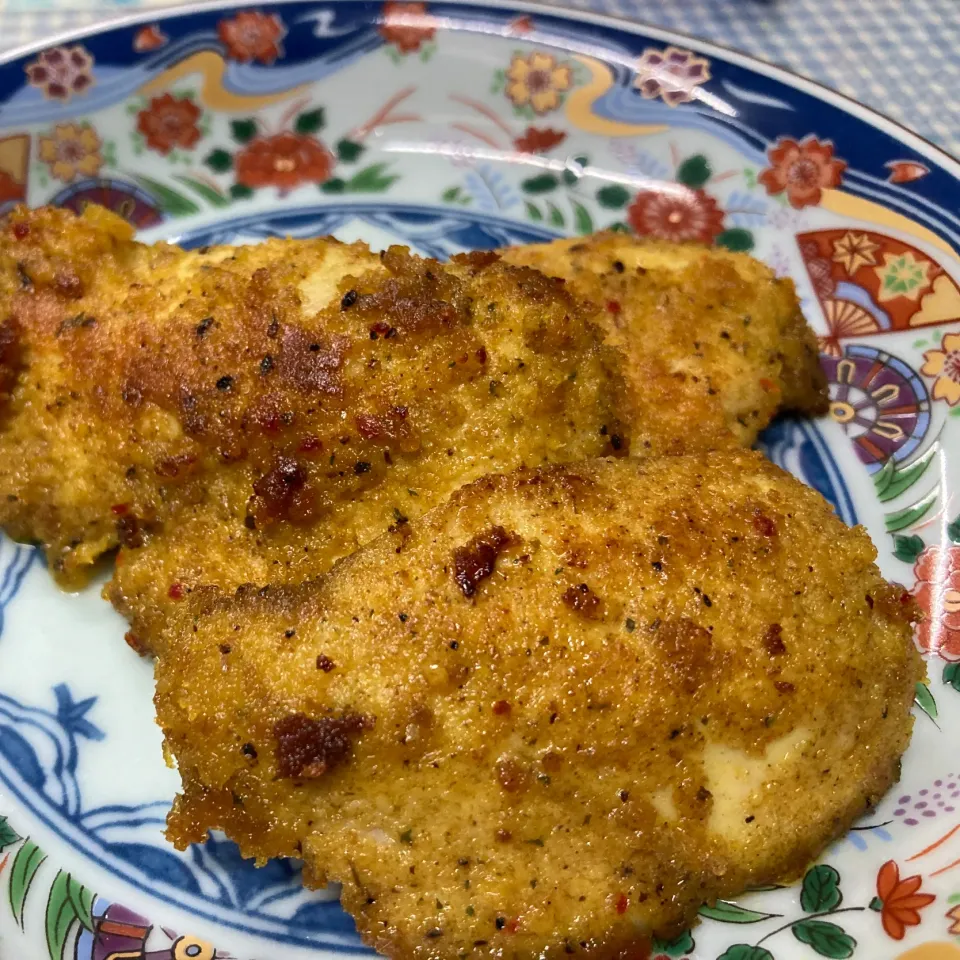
[0,207,827,651]
[501,232,828,451]
[158,452,921,960]
[0,206,630,644]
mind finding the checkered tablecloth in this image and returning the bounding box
[0,0,958,157]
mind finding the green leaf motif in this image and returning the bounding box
[525,201,542,222]
[677,154,712,188]
[490,68,506,94]
[320,178,347,194]
[132,175,200,217]
[885,489,938,533]
[174,175,230,208]
[949,513,960,543]
[800,864,842,913]
[572,200,593,235]
[347,163,399,193]
[875,445,937,503]
[442,186,463,203]
[65,874,95,932]
[945,663,960,692]
[915,681,938,721]
[204,148,233,173]
[650,929,694,956]
[716,228,755,252]
[699,900,780,924]
[230,118,257,144]
[596,184,630,209]
[892,534,925,564]
[336,139,365,163]
[9,839,46,928]
[792,919,856,959]
[609,221,630,233]
[295,108,325,135]
[743,168,757,188]
[0,817,20,852]
[718,947,774,960]
[522,174,559,195]
[547,202,565,228]
[45,871,95,960]
[229,183,254,200]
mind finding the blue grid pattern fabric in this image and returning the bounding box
[0,0,958,157]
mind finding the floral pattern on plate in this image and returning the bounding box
[0,2,958,958]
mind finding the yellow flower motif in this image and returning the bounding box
[505,52,572,115]
[874,250,932,303]
[832,231,879,274]
[920,331,960,405]
[38,122,102,184]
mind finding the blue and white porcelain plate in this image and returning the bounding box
[0,3,959,959]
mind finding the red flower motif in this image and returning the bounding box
[913,543,960,661]
[508,15,534,34]
[133,25,168,53]
[872,860,935,940]
[137,94,202,156]
[218,11,286,64]
[25,45,94,102]
[379,2,436,54]
[627,186,725,244]
[0,170,24,205]
[513,126,566,154]
[235,132,335,193]
[758,135,846,209]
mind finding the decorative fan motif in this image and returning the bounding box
[819,298,881,356]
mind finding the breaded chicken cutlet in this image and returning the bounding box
[0,206,827,649]
[158,451,921,960]
[501,232,828,450]
[0,204,631,645]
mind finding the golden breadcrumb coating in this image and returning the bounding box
[0,206,629,646]
[157,451,920,960]
[501,232,828,451]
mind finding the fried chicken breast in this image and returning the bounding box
[158,451,920,960]
[0,206,630,644]
[501,232,828,451]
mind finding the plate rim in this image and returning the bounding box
[0,0,957,179]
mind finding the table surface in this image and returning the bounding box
[0,0,958,158]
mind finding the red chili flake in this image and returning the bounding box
[759,377,776,392]
[506,918,520,934]
[763,623,785,656]
[900,591,912,604]
[168,582,185,600]
[298,435,322,453]
[492,700,511,716]
[605,300,622,314]
[476,346,487,364]
[453,526,511,598]
[124,631,147,656]
[752,511,777,537]
[13,223,29,240]
[110,503,129,515]
[615,894,628,915]
[562,582,603,619]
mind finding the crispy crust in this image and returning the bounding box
[501,232,829,450]
[0,206,628,647]
[157,452,921,960]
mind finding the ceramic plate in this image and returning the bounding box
[0,2,959,958]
